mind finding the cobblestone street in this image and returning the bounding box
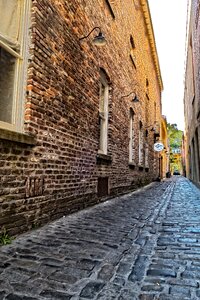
[1,177,200,299]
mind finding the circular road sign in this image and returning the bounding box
[154,142,164,152]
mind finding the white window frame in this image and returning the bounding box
[0,0,31,132]
[98,72,109,155]
[129,108,134,163]
[139,121,143,165]
[145,143,149,168]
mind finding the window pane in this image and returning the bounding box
[0,0,21,48]
[0,47,16,123]
[100,83,105,112]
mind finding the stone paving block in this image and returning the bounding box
[80,281,105,299]
[144,278,166,285]
[181,270,200,279]
[147,268,177,278]
[157,237,177,246]
[141,284,164,292]
[40,289,72,299]
[116,262,132,277]
[196,290,200,297]
[135,237,147,247]
[186,265,200,272]
[96,283,121,299]
[169,286,191,297]
[167,278,199,288]
[76,258,100,271]
[183,227,200,233]
[179,253,200,261]
[140,239,156,255]
[139,294,156,300]
[112,275,126,286]
[29,278,68,293]
[178,238,198,243]
[48,271,78,284]
[9,282,39,296]
[128,256,149,282]
[0,269,30,283]
[192,260,200,266]
[5,295,38,300]
[39,257,64,268]
[118,288,137,300]
[97,264,115,281]
[158,294,190,300]
[156,252,175,259]
[0,291,5,300]
[149,262,178,270]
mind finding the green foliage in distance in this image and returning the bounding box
[167,123,183,172]
[167,123,183,149]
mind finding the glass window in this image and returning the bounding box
[129,108,134,163]
[139,121,144,165]
[99,71,109,154]
[0,0,29,131]
[0,47,17,123]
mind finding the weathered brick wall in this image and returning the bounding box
[0,0,162,235]
[184,0,200,181]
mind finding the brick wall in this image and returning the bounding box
[0,0,162,235]
[184,0,200,182]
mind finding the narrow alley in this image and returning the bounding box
[0,177,200,299]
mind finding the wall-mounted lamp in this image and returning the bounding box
[145,122,160,132]
[79,27,107,46]
[121,92,139,103]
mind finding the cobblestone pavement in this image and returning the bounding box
[1,177,200,299]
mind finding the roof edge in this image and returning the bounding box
[140,0,164,91]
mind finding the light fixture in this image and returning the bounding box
[79,27,107,46]
[146,122,160,132]
[121,92,139,103]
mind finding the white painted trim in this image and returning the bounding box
[129,109,134,163]
[0,0,31,133]
[99,76,109,155]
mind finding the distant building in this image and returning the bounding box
[160,116,170,179]
[184,0,200,184]
[172,148,181,154]
[0,0,163,234]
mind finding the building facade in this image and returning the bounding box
[160,116,170,179]
[184,0,200,184]
[0,0,163,235]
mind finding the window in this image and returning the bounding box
[105,0,115,19]
[130,36,135,49]
[99,70,109,155]
[145,130,149,168]
[97,177,109,197]
[130,35,136,69]
[138,121,143,165]
[0,0,30,132]
[129,108,135,163]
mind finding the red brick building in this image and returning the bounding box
[184,0,200,184]
[0,0,163,234]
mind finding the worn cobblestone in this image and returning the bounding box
[1,177,200,299]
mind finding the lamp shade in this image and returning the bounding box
[132,95,139,103]
[92,32,107,46]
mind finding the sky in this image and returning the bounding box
[148,0,189,131]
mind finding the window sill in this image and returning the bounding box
[0,128,36,145]
[128,162,136,169]
[96,153,112,165]
[138,165,144,171]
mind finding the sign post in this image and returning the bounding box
[153,142,164,181]
[154,142,164,152]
